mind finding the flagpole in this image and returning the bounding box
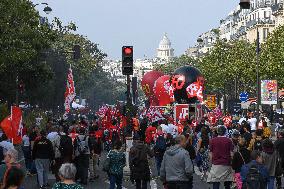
[256,28,260,120]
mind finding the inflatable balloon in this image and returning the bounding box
[153,75,174,106]
[141,71,164,106]
[171,66,204,104]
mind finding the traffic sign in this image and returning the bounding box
[239,92,249,102]
[206,95,217,109]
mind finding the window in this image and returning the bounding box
[264,11,266,18]
[263,28,269,40]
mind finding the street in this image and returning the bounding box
[23,157,210,189]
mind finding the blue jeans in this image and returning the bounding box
[109,174,123,189]
[35,159,49,187]
[155,157,162,176]
[268,176,275,189]
[22,146,32,171]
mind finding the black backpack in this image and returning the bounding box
[253,139,262,151]
[243,164,265,189]
[88,136,97,151]
[76,136,88,154]
[59,135,73,156]
[154,136,166,156]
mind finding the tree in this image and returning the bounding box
[261,25,284,89]
[154,55,199,74]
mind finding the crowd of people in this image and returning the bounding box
[0,109,282,189]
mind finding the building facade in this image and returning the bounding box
[187,0,282,58]
[156,33,174,61]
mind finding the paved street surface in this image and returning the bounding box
[23,157,210,189]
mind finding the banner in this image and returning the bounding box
[206,95,217,109]
[174,104,189,124]
[64,66,76,116]
[261,80,278,105]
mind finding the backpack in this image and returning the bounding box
[59,135,73,156]
[253,139,262,151]
[243,164,265,189]
[88,136,97,151]
[154,136,166,155]
[77,136,88,155]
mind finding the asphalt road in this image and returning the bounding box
[23,157,211,189]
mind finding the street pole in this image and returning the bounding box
[127,75,131,106]
[124,75,133,178]
[16,74,19,106]
[256,28,261,120]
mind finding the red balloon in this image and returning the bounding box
[141,71,164,97]
[153,75,173,106]
[141,71,164,106]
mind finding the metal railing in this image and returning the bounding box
[246,18,275,28]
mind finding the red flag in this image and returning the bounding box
[0,116,12,139]
[11,106,23,144]
[0,106,23,144]
[64,66,76,116]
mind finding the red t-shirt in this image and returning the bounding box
[209,136,233,166]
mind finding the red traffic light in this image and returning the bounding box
[123,47,133,55]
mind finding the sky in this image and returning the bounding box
[32,0,237,60]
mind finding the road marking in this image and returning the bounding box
[105,180,128,189]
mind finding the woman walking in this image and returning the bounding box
[197,127,210,180]
[108,140,126,189]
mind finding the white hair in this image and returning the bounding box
[5,148,18,160]
[58,163,77,180]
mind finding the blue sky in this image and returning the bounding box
[33,0,237,59]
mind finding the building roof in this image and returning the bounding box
[159,33,171,46]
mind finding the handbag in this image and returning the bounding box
[102,158,110,172]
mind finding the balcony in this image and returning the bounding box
[251,2,271,11]
[271,2,283,15]
[230,26,247,40]
[246,18,275,28]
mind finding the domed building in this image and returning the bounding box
[156,33,174,61]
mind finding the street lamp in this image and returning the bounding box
[43,5,52,14]
[197,37,203,58]
[34,3,52,14]
[256,28,261,120]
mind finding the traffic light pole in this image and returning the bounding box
[124,74,133,178]
[127,75,131,105]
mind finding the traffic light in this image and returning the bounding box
[122,46,133,75]
[73,45,81,60]
[239,0,250,9]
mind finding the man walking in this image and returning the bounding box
[207,126,234,189]
[160,135,194,189]
[32,130,54,189]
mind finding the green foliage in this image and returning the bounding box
[199,40,256,95]
[0,0,124,111]
[0,103,9,122]
[260,25,284,89]
[23,109,48,130]
[154,55,199,74]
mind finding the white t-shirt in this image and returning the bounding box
[47,132,58,141]
[168,124,178,138]
[239,117,247,125]
[22,135,30,147]
[160,124,170,134]
[248,117,257,131]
